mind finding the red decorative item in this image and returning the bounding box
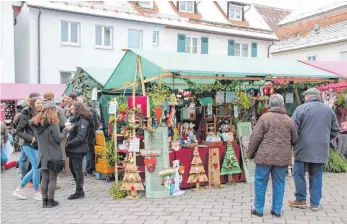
[263,88,269,95]
[161,179,165,185]
[144,157,157,173]
[128,96,148,116]
[213,152,217,156]
[269,87,275,95]
[131,186,135,191]
[196,178,200,184]
[213,163,218,169]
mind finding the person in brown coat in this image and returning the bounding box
[247,94,298,218]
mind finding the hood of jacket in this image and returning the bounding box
[268,107,287,114]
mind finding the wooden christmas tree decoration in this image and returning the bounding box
[207,148,222,188]
[221,144,242,184]
[121,153,144,199]
[188,147,208,191]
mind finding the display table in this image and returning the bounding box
[175,145,226,189]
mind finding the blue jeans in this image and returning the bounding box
[294,161,324,207]
[20,146,40,191]
[254,165,287,215]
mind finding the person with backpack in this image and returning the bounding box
[65,101,92,200]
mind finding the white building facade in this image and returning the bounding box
[0,1,21,83]
[15,1,278,84]
[271,1,347,61]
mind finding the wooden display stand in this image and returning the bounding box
[206,148,221,189]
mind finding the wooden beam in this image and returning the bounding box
[138,57,146,96]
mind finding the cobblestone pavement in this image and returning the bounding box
[1,167,347,224]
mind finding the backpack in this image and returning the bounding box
[86,116,96,145]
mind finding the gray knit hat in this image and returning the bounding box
[303,88,321,97]
[42,101,56,109]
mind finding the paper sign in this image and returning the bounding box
[109,102,118,114]
[234,105,239,118]
[285,93,294,104]
[129,138,140,152]
[225,92,237,103]
[215,91,225,104]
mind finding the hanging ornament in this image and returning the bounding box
[270,87,275,95]
[263,88,269,95]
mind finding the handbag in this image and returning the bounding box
[47,127,65,172]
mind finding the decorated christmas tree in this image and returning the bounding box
[221,144,241,175]
[188,147,208,190]
[120,153,144,198]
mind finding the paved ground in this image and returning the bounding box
[1,167,347,224]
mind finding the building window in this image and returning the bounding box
[234,43,249,57]
[307,55,316,61]
[128,29,143,49]
[340,51,347,61]
[60,72,73,84]
[61,21,80,46]
[185,36,199,54]
[153,31,159,46]
[95,25,112,49]
[179,1,194,13]
[138,1,153,9]
[229,4,243,21]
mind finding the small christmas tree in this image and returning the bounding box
[120,153,144,198]
[188,147,208,190]
[221,144,241,176]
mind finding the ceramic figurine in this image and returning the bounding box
[170,160,185,196]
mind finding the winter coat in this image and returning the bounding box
[0,121,8,146]
[292,97,340,164]
[247,107,298,167]
[32,124,67,170]
[16,107,38,149]
[66,116,90,155]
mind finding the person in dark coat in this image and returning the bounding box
[289,88,340,211]
[65,101,91,200]
[32,102,68,208]
[248,94,298,217]
[12,97,43,200]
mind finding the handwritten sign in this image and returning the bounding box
[108,102,118,114]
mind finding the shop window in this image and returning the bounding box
[153,31,159,46]
[234,43,249,57]
[138,1,154,9]
[307,55,316,61]
[185,36,199,54]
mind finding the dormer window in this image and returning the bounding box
[228,3,243,21]
[138,1,154,10]
[179,1,195,13]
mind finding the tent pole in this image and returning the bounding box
[132,57,139,169]
[138,57,146,96]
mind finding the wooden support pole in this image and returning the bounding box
[138,57,146,96]
[113,98,118,185]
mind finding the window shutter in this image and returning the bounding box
[201,37,208,54]
[228,40,234,56]
[177,34,186,53]
[251,43,257,57]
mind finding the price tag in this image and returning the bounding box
[129,138,140,152]
[285,93,294,104]
[109,101,118,114]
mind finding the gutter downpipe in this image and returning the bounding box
[267,41,275,58]
[37,8,42,84]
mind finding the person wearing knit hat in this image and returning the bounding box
[289,87,340,211]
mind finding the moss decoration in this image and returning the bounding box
[109,181,127,200]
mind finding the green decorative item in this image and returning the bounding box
[221,144,241,175]
[325,149,347,173]
[115,95,128,112]
[105,140,124,167]
[68,69,102,106]
[149,83,171,108]
[110,181,128,200]
[335,92,347,107]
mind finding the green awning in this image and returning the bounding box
[103,50,339,90]
[79,67,116,86]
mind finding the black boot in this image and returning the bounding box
[42,198,48,208]
[47,199,59,208]
[68,191,85,200]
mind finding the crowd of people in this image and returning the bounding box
[2,91,100,208]
[248,88,340,217]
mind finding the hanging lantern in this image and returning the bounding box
[269,87,275,95]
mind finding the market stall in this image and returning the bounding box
[99,49,339,198]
